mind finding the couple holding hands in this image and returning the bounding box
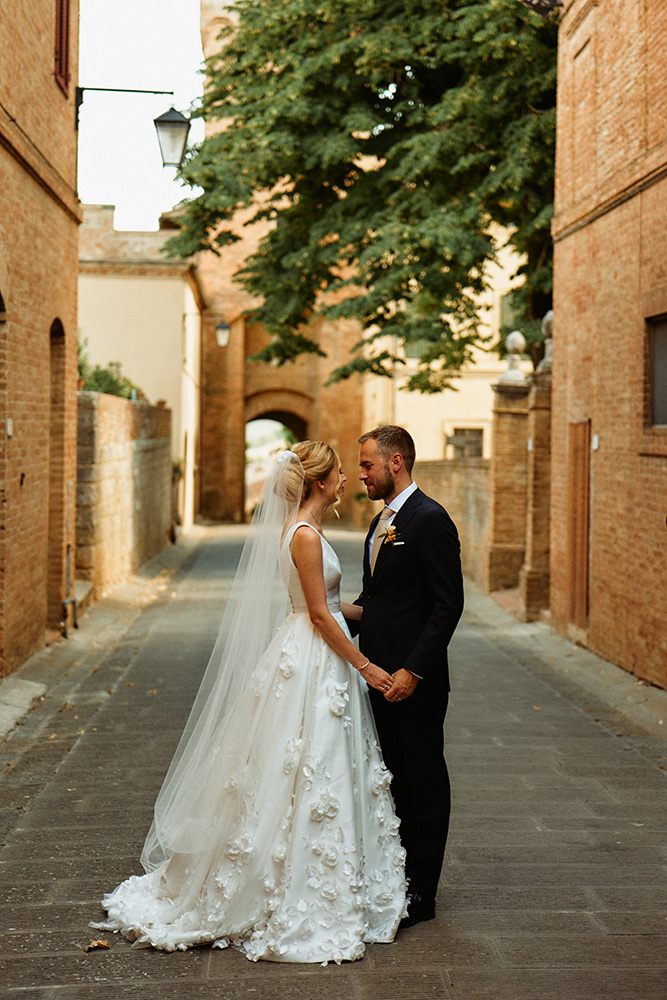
[94,425,464,964]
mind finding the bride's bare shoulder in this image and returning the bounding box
[281,519,321,546]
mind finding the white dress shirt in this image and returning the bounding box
[367,480,418,558]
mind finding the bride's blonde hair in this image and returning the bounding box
[282,440,340,515]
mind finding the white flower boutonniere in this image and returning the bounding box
[382,525,402,546]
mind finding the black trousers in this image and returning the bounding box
[369,685,450,901]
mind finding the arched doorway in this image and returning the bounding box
[251,410,308,442]
[245,415,308,520]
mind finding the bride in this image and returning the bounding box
[93,441,406,963]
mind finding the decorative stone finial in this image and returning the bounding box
[498,330,528,386]
[537,309,553,372]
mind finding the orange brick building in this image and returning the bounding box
[552,0,667,686]
[0,1,81,674]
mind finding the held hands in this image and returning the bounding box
[359,661,394,693]
[383,668,419,703]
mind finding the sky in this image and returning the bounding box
[77,0,206,231]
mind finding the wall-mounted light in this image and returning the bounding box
[215,321,231,347]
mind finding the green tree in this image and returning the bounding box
[169,0,557,391]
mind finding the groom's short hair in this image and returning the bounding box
[358,425,416,475]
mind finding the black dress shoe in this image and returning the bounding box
[398,892,436,930]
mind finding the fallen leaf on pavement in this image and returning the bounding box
[84,939,110,952]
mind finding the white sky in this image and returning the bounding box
[77,0,205,231]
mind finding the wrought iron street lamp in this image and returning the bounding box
[154,107,191,168]
[76,88,190,168]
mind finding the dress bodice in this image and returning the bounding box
[280,521,341,614]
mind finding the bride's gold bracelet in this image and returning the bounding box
[358,659,370,672]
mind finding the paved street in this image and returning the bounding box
[1,524,666,999]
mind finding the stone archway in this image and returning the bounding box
[244,389,313,440]
[250,410,307,442]
[198,305,364,521]
[243,390,313,519]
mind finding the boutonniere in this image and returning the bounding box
[382,525,402,545]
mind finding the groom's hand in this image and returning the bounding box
[384,669,419,703]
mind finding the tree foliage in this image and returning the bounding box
[78,340,144,400]
[169,0,558,391]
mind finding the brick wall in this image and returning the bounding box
[552,0,667,687]
[485,384,530,592]
[76,394,172,597]
[0,0,80,676]
[0,3,79,186]
[413,458,490,586]
[519,372,552,620]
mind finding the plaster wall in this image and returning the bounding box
[78,205,203,530]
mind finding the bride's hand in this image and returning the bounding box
[359,661,394,693]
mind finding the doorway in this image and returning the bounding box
[245,416,307,519]
[48,319,67,626]
[567,420,591,632]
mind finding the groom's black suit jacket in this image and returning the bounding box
[357,488,464,688]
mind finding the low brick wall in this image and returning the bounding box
[413,458,490,587]
[76,393,172,596]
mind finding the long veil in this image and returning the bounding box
[141,449,305,871]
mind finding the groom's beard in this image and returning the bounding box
[365,466,394,502]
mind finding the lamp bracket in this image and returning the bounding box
[75,86,174,129]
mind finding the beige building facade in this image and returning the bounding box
[78,205,204,530]
[363,241,532,462]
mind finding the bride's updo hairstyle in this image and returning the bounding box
[290,440,337,500]
[274,441,340,516]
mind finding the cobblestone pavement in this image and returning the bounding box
[1,524,666,1000]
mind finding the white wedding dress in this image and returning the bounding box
[94,522,406,963]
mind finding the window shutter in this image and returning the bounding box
[55,0,70,95]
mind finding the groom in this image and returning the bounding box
[355,425,464,929]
